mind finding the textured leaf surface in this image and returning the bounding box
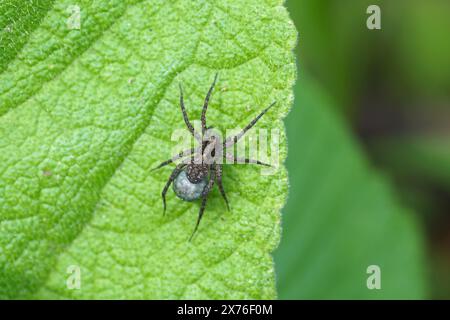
[274,77,427,299]
[0,0,296,298]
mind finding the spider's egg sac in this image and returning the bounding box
[172,169,207,201]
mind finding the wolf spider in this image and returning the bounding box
[153,73,274,240]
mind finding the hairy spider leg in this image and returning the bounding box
[223,101,276,149]
[151,147,198,171]
[224,153,271,167]
[201,73,219,135]
[162,163,186,215]
[215,164,230,211]
[189,165,216,241]
[179,83,201,142]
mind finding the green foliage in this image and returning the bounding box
[274,77,427,299]
[0,0,54,72]
[387,0,450,99]
[372,137,450,191]
[0,0,296,298]
[285,0,381,112]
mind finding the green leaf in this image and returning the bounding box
[388,0,450,99]
[0,0,296,299]
[285,0,380,112]
[0,0,55,73]
[371,136,450,191]
[274,77,427,299]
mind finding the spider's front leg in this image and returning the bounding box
[201,73,218,135]
[224,152,271,166]
[223,101,276,149]
[189,165,216,241]
[179,83,202,142]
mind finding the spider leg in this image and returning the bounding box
[162,163,186,215]
[215,164,230,211]
[225,152,271,166]
[189,165,216,241]
[189,197,208,242]
[179,83,202,142]
[201,73,219,135]
[152,147,198,171]
[223,101,276,149]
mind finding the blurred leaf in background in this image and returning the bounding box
[274,77,427,299]
[281,0,450,298]
[372,137,450,192]
[371,136,450,298]
[285,0,382,116]
[386,0,450,102]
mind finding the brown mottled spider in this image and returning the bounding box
[153,73,274,240]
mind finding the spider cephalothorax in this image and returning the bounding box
[153,73,274,240]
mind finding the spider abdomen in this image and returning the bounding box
[173,169,207,201]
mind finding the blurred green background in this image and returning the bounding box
[274,0,450,299]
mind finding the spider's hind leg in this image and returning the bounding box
[161,163,186,215]
[215,164,230,211]
[189,165,216,241]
